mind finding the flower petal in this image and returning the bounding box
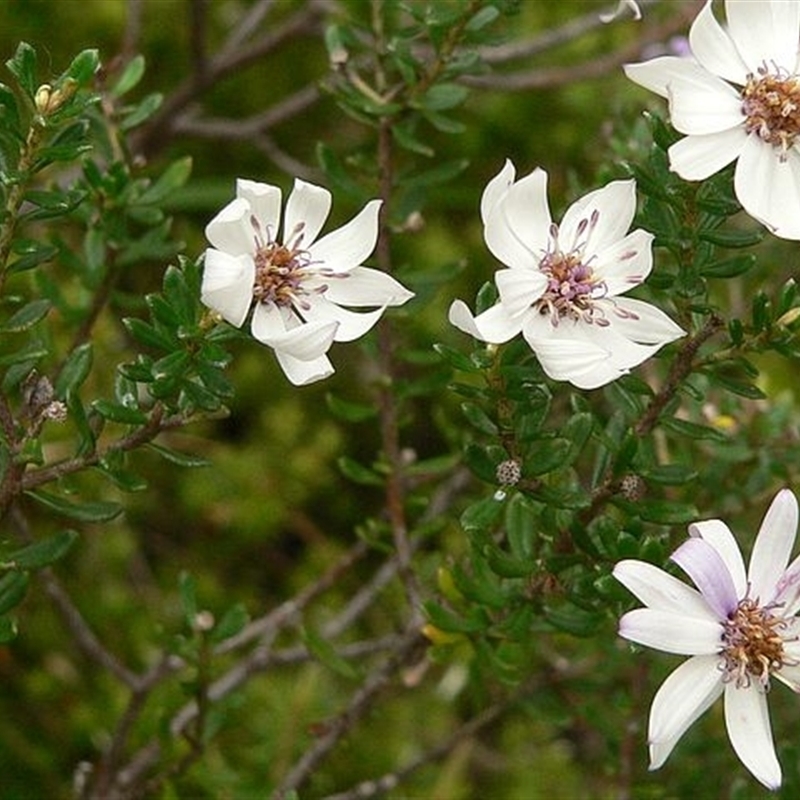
[205,197,255,256]
[251,304,338,360]
[592,228,654,295]
[689,519,747,598]
[275,350,334,386]
[200,249,254,327]
[618,608,723,655]
[603,297,686,347]
[560,180,636,257]
[723,682,781,790]
[613,559,714,618]
[480,159,516,224]
[236,179,282,237]
[689,0,749,85]
[667,71,743,135]
[495,268,547,317]
[668,127,747,181]
[624,56,711,99]
[283,179,332,246]
[726,0,800,76]
[671,538,739,618]
[749,489,799,604]
[300,295,385,342]
[312,267,413,307]
[648,654,724,769]
[308,200,381,274]
[735,138,800,240]
[448,300,523,344]
[484,167,551,269]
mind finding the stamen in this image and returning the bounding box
[741,65,800,158]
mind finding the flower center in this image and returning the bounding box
[535,214,612,326]
[721,598,789,689]
[250,218,324,310]
[741,67,800,155]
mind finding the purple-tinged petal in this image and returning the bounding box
[689,519,747,598]
[648,654,724,769]
[592,228,653,295]
[308,200,381,274]
[236,179,282,237]
[723,682,781,790]
[775,553,800,616]
[618,608,722,655]
[300,295,385,342]
[283,179,331,246]
[311,267,413,308]
[749,489,799,605]
[559,180,636,257]
[689,0,749,84]
[671,538,739,618]
[448,300,522,344]
[602,297,686,347]
[613,560,711,618]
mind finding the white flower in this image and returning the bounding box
[202,178,413,385]
[448,161,684,389]
[614,489,800,790]
[625,0,800,240]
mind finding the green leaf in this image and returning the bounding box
[417,83,469,112]
[325,392,377,422]
[423,600,487,634]
[544,602,604,637]
[61,49,99,86]
[660,415,728,443]
[0,571,28,615]
[9,240,58,273]
[91,399,147,425]
[125,317,178,351]
[525,437,571,476]
[0,299,50,332]
[210,603,249,644]
[460,496,504,531]
[178,571,198,625]
[4,530,78,570]
[337,456,383,486]
[699,254,756,279]
[6,43,37,99]
[138,157,193,205]
[638,463,698,485]
[0,616,17,643]
[26,490,122,523]
[302,625,359,679]
[466,4,500,31]
[392,121,434,157]
[433,343,477,372]
[698,227,765,248]
[316,143,368,200]
[637,500,699,525]
[463,443,501,484]
[55,343,93,398]
[0,83,21,132]
[120,92,163,131]
[111,55,146,97]
[460,401,497,435]
[147,443,210,468]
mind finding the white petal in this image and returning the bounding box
[300,295,385,342]
[309,200,381,274]
[283,179,331,246]
[200,249,254,327]
[726,0,800,75]
[735,139,800,240]
[495,268,547,317]
[592,229,654,295]
[205,197,255,256]
[314,267,413,307]
[605,297,686,347]
[480,159,516,225]
[668,72,743,135]
[648,654,724,769]
[668,127,747,180]
[775,553,800,616]
[670,538,738,618]
[448,300,522,344]
[236,179,282,237]
[275,350,334,386]
[624,56,711,99]
[560,180,636,256]
[618,608,723,655]
[749,489,799,604]
[251,304,338,359]
[613,559,714,618]
[775,644,800,691]
[723,682,781,790]
[689,0,749,84]
[689,519,747,598]
[484,167,551,268]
